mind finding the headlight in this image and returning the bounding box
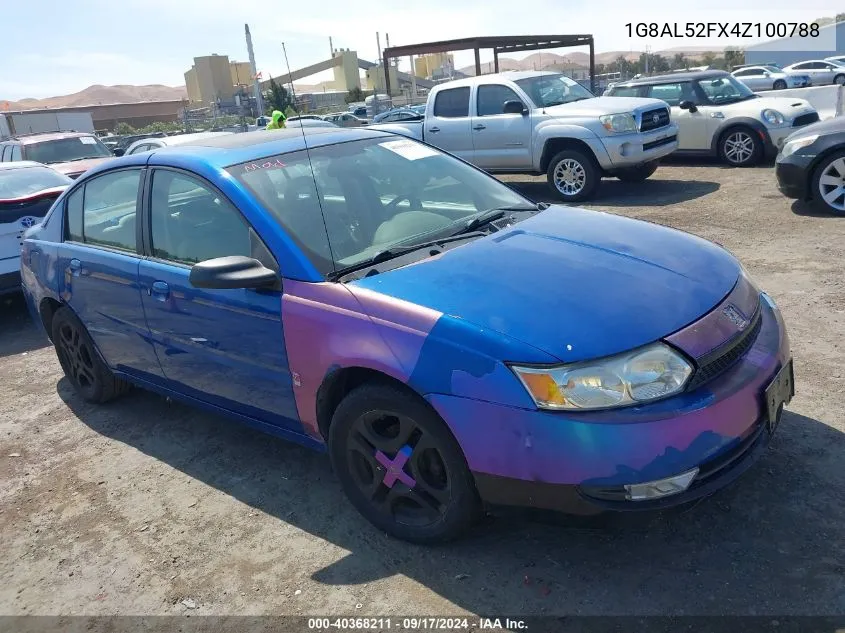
[761,109,785,126]
[780,134,818,158]
[511,343,693,411]
[600,112,638,133]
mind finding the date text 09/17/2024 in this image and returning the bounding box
[625,22,820,39]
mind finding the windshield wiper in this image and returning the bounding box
[326,233,485,281]
[451,203,547,236]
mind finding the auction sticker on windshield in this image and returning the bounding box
[79,137,97,144]
[380,139,438,161]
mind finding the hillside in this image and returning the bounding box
[2,84,188,110]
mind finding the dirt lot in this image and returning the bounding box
[1,159,844,618]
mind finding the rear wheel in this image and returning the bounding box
[773,79,787,90]
[811,150,845,215]
[615,161,658,183]
[328,383,480,543]
[51,306,130,403]
[720,126,762,167]
[546,149,600,202]
[834,74,845,86]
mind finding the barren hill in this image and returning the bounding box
[2,84,188,110]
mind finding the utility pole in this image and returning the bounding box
[245,24,264,116]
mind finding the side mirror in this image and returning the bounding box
[112,148,125,157]
[503,100,528,115]
[189,256,279,290]
[763,71,771,77]
[679,100,698,113]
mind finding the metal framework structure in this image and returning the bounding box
[382,34,596,96]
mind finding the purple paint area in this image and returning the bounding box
[375,445,416,488]
[281,280,441,440]
[427,298,790,486]
[667,274,760,360]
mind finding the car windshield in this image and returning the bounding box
[696,75,756,105]
[25,136,112,164]
[763,66,783,73]
[514,73,595,107]
[0,166,71,199]
[229,136,533,277]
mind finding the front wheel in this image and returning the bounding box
[773,79,787,90]
[615,161,658,183]
[720,127,763,167]
[328,383,480,543]
[834,74,845,86]
[546,149,600,202]
[811,150,845,215]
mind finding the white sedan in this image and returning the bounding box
[782,60,845,86]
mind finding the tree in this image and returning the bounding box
[265,77,293,114]
[702,52,718,68]
[672,53,686,70]
[724,48,744,70]
[114,122,135,135]
[345,86,365,104]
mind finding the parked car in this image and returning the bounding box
[409,104,426,115]
[287,115,325,122]
[370,71,680,202]
[124,132,233,155]
[824,55,845,67]
[372,108,424,124]
[284,119,340,129]
[782,60,845,86]
[347,105,368,118]
[325,112,368,128]
[606,70,819,166]
[21,128,793,542]
[0,132,116,179]
[0,161,71,295]
[731,65,811,91]
[776,116,845,215]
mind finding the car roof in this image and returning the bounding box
[125,128,393,169]
[13,131,93,144]
[786,59,839,65]
[158,131,233,146]
[0,160,48,171]
[617,70,729,86]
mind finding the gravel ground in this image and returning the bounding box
[1,159,844,618]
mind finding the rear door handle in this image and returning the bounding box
[149,280,170,301]
[473,124,486,130]
[69,258,82,277]
[428,127,440,133]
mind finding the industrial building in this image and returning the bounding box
[744,21,844,67]
[184,54,254,105]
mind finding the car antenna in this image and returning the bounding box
[281,41,338,267]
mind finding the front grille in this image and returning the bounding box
[793,112,820,127]
[686,305,763,391]
[639,107,670,132]
[643,134,676,151]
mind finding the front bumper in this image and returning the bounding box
[428,294,790,514]
[594,122,680,169]
[775,152,814,200]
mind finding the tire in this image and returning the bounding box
[51,306,130,403]
[328,383,480,544]
[719,126,763,167]
[773,79,787,90]
[834,74,845,86]
[811,150,845,215]
[546,149,600,202]
[615,161,658,183]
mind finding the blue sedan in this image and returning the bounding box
[21,129,793,543]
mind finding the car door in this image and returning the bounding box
[59,168,164,380]
[646,82,709,150]
[471,83,533,170]
[733,68,765,91]
[819,61,845,84]
[425,86,475,162]
[137,167,299,429]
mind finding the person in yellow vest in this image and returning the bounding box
[266,110,286,130]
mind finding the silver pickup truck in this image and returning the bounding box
[370,71,680,201]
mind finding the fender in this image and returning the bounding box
[710,117,773,155]
[532,123,610,171]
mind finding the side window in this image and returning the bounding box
[476,84,522,116]
[129,144,150,155]
[433,87,470,118]
[0,145,9,161]
[10,145,22,161]
[80,170,142,252]
[647,83,688,106]
[793,62,811,70]
[65,188,84,242]
[608,86,643,97]
[149,170,251,265]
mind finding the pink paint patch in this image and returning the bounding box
[375,446,416,488]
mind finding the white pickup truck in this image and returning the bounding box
[370,71,680,201]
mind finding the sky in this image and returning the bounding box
[0,0,837,100]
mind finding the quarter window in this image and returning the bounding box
[149,170,251,265]
[66,169,141,252]
[433,87,470,118]
[476,84,522,116]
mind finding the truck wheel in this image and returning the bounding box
[615,161,658,183]
[773,79,787,90]
[720,126,762,167]
[546,150,599,202]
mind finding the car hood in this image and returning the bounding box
[50,157,112,178]
[740,96,815,118]
[543,96,668,118]
[350,207,741,363]
[785,113,845,141]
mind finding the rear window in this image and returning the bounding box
[0,166,71,199]
[23,136,112,165]
[433,87,470,118]
[607,85,643,97]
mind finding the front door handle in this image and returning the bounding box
[428,126,440,133]
[69,258,82,277]
[149,280,170,301]
[473,124,486,130]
